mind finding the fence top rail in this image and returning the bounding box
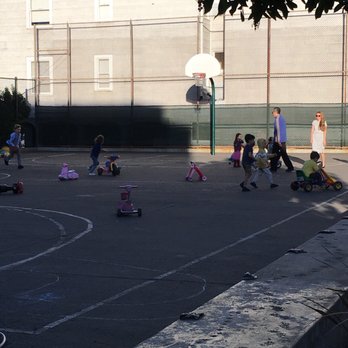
[0,77,35,82]
[36,16,199,31]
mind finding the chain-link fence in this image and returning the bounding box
[5,12,348,147]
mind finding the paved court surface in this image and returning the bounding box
[0,150,347,348]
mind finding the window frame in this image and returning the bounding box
[27,56,53,96]
[26,0,53,28]
[94,55,113,92]
[94,0,113,21]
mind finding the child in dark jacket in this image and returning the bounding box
[240,133,255,192]
[88,135,104,175]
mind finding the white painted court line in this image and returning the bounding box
[25,211,67,237]
[0,207,93,272]
[15,190,347,336]
[0,173,11,180]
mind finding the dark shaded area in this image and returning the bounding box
[293,291,348,348]
[0,87,31,145]
[34,106,192,147]
[333,157,348,164]
[32,104,348,148]
[288,156,305,165]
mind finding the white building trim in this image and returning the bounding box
[94,55,113,91]
[26,0,53,28]
[26,56,53,95]
[94,0,113,21]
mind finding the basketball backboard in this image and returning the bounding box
[185,53,221,79]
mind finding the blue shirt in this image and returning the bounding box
[242,144,255,165]
[6,132,21,147]
[274,114,287,143]
[90,143,102,158]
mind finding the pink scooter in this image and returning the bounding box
[117,185,142,217]
[186,162,207,182]
[58,163,79,181]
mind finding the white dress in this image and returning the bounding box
[311,119,327,153]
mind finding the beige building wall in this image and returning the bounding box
[0,1,346,107]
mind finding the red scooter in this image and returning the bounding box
[186,162,207,182]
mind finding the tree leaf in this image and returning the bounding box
[240,9,245,21]
[306,0,320,12]
[203,0,215,14]
[315,5,324,18]
[334,3,344,12]
[322,0,335,12]
[217,0,231,16]
[286,0,298,10]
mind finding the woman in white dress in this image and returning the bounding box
[310,111,327,167]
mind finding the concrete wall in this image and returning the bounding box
[1,1,348,147]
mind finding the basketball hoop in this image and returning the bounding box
[193,72,206,87]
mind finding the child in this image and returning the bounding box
[267,137,274,154]
[4,124,24,169]
[250,138,278,189]
[302,151,322,185]
[229,133,244,167]
[240,133,255,192]
[88,134,104,175]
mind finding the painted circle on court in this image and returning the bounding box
[0,173,11,180]
[0,206,93,272]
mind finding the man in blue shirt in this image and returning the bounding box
[270,107,294,172]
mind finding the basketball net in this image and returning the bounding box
[193,72,206,87]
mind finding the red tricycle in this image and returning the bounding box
[117,185,142,217]
[0,181,24,194]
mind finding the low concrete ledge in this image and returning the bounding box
[137,218,348,348]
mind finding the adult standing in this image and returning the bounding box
[270,107,294,172]
[310,111,327,168]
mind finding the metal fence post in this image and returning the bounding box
[14,76,18,121]
[209,77,216,155]
[266,18,271,139]
[342,11,348,146]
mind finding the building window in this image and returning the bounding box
[94,55,113,91]
[214,52,224,72]
[27,0,52,26]
[95,0,113,21]
[213,52,224,101]
[27,57,53,95]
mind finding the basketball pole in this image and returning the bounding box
[209,78,216,155]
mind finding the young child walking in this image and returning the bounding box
[229,132,244,167]
[4,124,24,169]
[88,134,104,175]
[240,133,255,192]
[250,138,278,189]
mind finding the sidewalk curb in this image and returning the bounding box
[137,217,348,348]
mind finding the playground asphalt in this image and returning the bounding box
[0,149,347,348]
